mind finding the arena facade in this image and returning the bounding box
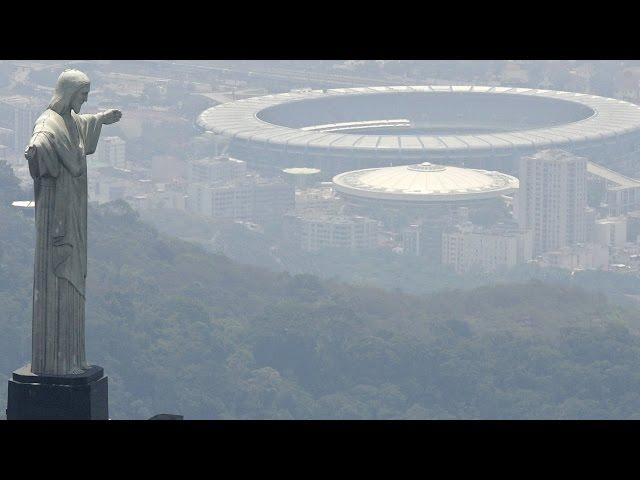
[197,86,640,178]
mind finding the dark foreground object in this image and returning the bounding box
[6,365,108,420]
[149,414,184,420]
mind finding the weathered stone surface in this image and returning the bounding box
[24,70,121,375]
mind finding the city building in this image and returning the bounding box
[626,210,640,243]
[294,184,340,212]
[594,217,628,248]
[147,184,188,211]
[587,161,640,216]
[253,180,296,221]
[187,182,252,219]
[92,178,138,203]
[402,220,452,262]
[539,243,609,271]
[610,243,640,271]
[442,222,532,273]
[285,213,378,252]
[0,127,13,151]
[187,175,294,222]
[401,225,422,256]
[0,96,37,155]
[282,167,322,188]
[401,208,470,262]
[187,156,246,183]
[517,149,587,256]
[585,207,597,242]
[94,136,126,169]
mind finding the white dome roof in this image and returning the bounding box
[282,167,322,175]
[332,162,518,203]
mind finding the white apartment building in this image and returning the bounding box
[0,127,13,154]
[517,149,587,256]
[442,222,533,274]
[187,156,246,184]
[188,182,253,219]
[94,136,126,168]
[187,177,294,222]
[594,216,628,248]
[286,213,378,252]
[587,161,640,216]
[0,96,36,155]
[540,243,609,271]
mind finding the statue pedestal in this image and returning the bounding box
[6,365,108,420]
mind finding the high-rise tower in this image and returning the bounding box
[0,96,35,155]
[517,149,587,256]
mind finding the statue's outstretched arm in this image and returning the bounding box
[75,109,122,157]
[98,109,122,125]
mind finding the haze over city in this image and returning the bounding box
[3,60,640,419]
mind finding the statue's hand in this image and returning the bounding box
[24,144,37,161]
[101,109,122,125]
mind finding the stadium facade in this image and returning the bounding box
[198,86,640,178]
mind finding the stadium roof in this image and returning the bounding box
[587,161,640,188]
[332,162,519,203]
[198,86,640,154]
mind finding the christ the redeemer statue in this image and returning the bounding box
[24,69,122,376]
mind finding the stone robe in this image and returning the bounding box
[27,108,102,375]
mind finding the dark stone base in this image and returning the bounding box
[6,365,108,420]
[149,414,184,420]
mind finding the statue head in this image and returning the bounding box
[48,69,91,114]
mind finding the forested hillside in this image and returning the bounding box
[3,165,640,418]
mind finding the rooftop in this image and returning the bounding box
[283,167,322,175]
[333,162,518,203]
